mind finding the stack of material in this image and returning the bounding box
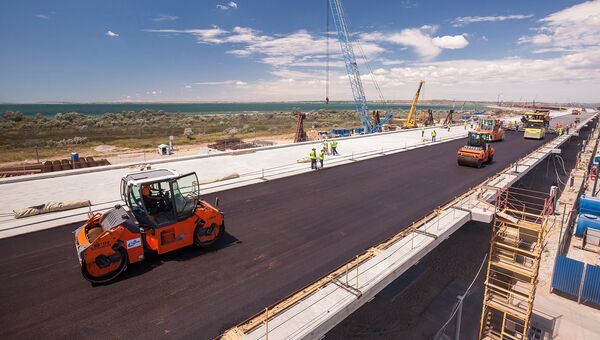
[0,157,111,178]
[208,138,256,151]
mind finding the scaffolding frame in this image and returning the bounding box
[479,187,554,340]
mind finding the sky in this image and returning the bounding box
[1,0,599,103]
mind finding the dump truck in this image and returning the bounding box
[74,168,224,284]
[457,132,495,168]
[475,118,505,141]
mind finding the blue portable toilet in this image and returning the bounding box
[576,196,600,236]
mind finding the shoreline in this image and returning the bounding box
[1,102,494,117]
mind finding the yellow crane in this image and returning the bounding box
[403,80,425,128]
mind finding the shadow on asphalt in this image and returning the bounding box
[91,232,241,287]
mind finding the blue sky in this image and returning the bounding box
[1,0,599,103]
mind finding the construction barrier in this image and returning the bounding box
[551,256,585,298]
[582,264,600,305]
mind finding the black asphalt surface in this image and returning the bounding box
[0,118,586,340]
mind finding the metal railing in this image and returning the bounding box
[1,133,468,231]
[221,116,600,339]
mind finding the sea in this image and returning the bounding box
[0,102,491,118]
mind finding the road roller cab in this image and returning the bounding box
[457,132,495,168]
[74,169,224,284]
[475,119,505,142]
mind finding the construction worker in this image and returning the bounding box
[309,148,317,170]
[463,121,467,130]
[319,149,325,169]
[421,126,425,137]
[323,139,330,155]
[331,139,339,155]
[431,129,437,142]
[447,123,451,132]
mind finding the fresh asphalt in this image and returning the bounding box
[0,116,587,339]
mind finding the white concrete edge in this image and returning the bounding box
[0,124,452,185]
[0,134,467,239]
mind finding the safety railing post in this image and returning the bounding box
[346,263,349,286]
[265,308,269,340]
[355,256,359,289]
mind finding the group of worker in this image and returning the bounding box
[309,138,339,170]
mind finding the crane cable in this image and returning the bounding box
[325,0,387,109]
[325,0,330,104]
[342,4,387,108]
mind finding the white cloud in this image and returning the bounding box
[362,26,469,60]
[432,35,469,49]
[518,1,600,49]
[532,47,570,54]
[105,30,119,38]
[35,14,50,20]
[152,14,179,22]
[400,0,417,9]
[146,25,383,68]
[380,59,405,65]
[217,2,238,10]
[194,80,247,86]
[227,49,252,56]
[184,85,192,89]
[144,28,227,44]
[452,14,533,27]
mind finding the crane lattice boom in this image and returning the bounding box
[328,0,372,132]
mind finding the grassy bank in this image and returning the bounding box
[0,109,361,164]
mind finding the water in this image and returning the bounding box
[0,102,491,117]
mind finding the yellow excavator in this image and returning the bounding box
[403,80,425,128]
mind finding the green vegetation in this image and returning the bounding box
[0,109,361,164]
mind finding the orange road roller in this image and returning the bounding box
[74,169,224,283]
[476,118,505,142]
[457,132,495,168]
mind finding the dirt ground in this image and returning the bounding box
[0,133,296,168]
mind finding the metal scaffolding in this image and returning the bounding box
[479,187,555,339]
